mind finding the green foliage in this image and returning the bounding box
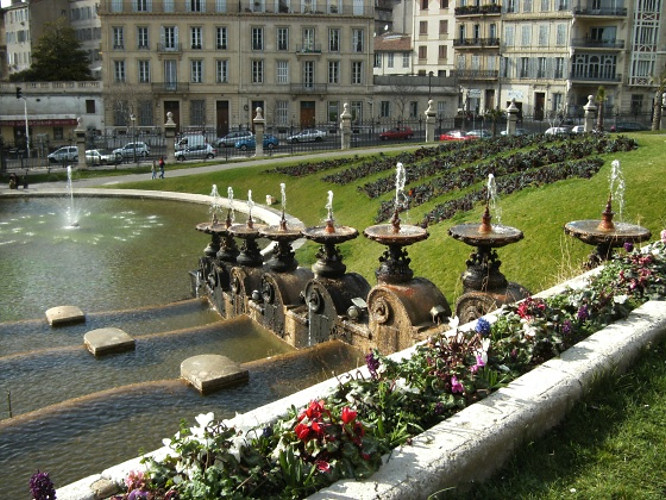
[10,18,92,82]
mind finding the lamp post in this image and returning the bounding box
[130,113,137,165]
[428,71,433,101]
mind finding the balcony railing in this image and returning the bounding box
[571,38,624,49]
[570,72,622,83]
[573,4,627,16]
[453,37,500,48]
[454,4,502,16]
[295,44,322,54]
[457,69,499,80]
[157,43,182,53]
[151,82,190,93]
[289,83,328,93]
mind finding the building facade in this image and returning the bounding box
[98,0,376,135]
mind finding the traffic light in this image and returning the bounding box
[15,87,22,99]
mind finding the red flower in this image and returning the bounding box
[294,423,310,441]
[341,407,357,425]
[311,420,326,438]
[316,460,331,472]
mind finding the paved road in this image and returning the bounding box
[1,143,422,191]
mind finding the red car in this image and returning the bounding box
[379,126,414,141]
[439,130,476,141]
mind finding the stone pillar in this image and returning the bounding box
[506,99,519,136]
[583,95,597,133]
[164,112,177,164]
[424,100,436,143]
[253,107,265,157]
[75,117,87,168]
[660,93,666,131]
[340,102,352,150]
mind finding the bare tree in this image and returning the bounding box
[595,86,606,132]
[651,69,666,131]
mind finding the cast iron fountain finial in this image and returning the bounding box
[479,202,492,234]
[598,193,615,232]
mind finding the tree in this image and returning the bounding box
[595,86,606,132]
[650,69,666,131]
[9,17,93,82]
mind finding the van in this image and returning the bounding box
[175,134,208,151]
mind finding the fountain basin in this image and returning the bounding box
[363,223,428,246]
[564,220,651,246]
[448,223,524,248]
[302,224,359,245]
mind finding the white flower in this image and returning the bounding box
[613,294,628,304]
[394,378,419,394]
[448,316,460,332]
[522,324,537,340]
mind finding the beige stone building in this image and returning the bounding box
[98,0,376,135]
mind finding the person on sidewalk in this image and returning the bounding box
[158,157,165,179]
[151,161,157,179]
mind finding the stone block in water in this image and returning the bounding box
[181,354,249,394]
[84,327,136,356]
[45,305,85,326]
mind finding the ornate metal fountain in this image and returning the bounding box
[564,160,651,269]
[448,175,529,323]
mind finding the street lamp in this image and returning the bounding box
[130,113,136,165]
[15,86,30,158]
[428,71,434,101]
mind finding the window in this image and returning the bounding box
[162,26,178,50]
[301,0,316,13]
[352,0,363,14]
[113,27,124,49]
[630,94,643,114]
[420,0,428,9]
[374,53,381,67]
[351,61,363,85]
[252,60,264,83]
[86,100,96,114]
[302,27,315,52]
[114,60,126,82]
[380,101,390,118]
[191,27,202,49]
[134,0,150,12]
[387,53,394,68]
[190,100,205,125]
[164,60,177,88]
[277,0,290,12]
[521,25,531,46]
[216,59,229,82]
[538,25,549,46]
[303,60,314,88]
[537,57,546,78]
[253,0,265,12]
[164,0,174,11]
[420,21,427,36]
[276,100,289,125]
[328,60,339,83]
[522,0,532,11]
[438,45,447,60]
[439,20,448,35]
[554,57,564,78]
[418,46,427,60]
[552,93,563,112]
[188,0,204,12]
[277,60,289,84]
[216,0,227,12]
[138,60,150,82]
[556,24,566,45]
[520,57,528,77]
[191,60,203,83]
[328,0,340,13]
[540,0,549,11]
[329,29,340,52]
[277,27,289,51]
[504,25,515,46]
[328,101,339,122]
[352,29,364,52]
[409,102,418,119]
[137,27,149,49]
[216,27,227,49]
[252,27,264,51]
[111,0,122,12]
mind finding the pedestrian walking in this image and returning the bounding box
[158,157,165,179]
[151,161,157,179]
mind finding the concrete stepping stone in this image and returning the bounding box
[45,305,85,326]
[84,327,135,356]
[181,354,249,395]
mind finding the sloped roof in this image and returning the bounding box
[374,33,412,52]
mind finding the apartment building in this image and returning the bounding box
[412,0,457,79]
[98,0,376,135]
[69,0,103,79]
[450,0,666,121]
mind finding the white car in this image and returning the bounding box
[175,144,217,161]
[286,128,327,143]
[85,149,122,165]
[47,146,78,163]
[113,142,151,158]
[544,126,570,136]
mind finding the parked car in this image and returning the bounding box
[544,126,570,136]
[234,134,280,151]
[174,144,217,161]
[440,130,475,141]
[286,128,327,143]
[610,122,647,132]
[466,129,492,138]
[85,149,122,165]
[175,134,208,151]
[47,146,78,163]
[570,125,586,134]
[217,131,254,147]
[379,126,414,141]
[500,128,529,137]
[113,142,151,158]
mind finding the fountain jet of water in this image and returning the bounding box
[209,184,222,223]
[325,190,334,222]
[395,162,406,210]
[247,189,254,220]
[227,186,236,224]
[65,166,80,228]
[487,173,502,225]
[280,183,286,214]
[609,159,625,222]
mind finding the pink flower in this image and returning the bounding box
[661,229,666,243]
[341,406,357,425]
[316,460,331,473]
[450,375,465,394]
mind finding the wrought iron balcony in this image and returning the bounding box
[570,72,622,83]
[454,4,502,16]
[295,44,322,55]
[453,37,500,48]
[289,83,328,93]
[571,38,624,49]
[151,82,190,93]
[573,4,627,16]
[157,43,182,54]
[457,70,499,80]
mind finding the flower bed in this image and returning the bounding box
[95,233,665,500]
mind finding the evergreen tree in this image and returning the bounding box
[10,17,93,82]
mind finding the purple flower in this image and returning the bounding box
[29,471,56,500]
[450,376,464,394]
[365,350,380,378]
[475,317,491,337]
[577,305,589,322]
[561,319,572,335]
[128,490,149,500]
[623,241,634,253]
[433,401,444,415]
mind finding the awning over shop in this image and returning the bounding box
[0,118,78,127]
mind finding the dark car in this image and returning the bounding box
[379,126,414,141]
[235,134,279,151]
[610,122,647,132]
